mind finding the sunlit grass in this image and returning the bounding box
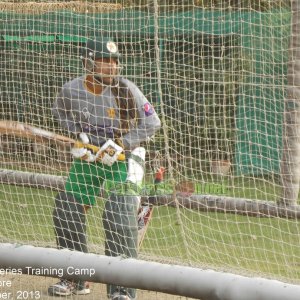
[0,183,299,284]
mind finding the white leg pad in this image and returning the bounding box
[126,147,146,185]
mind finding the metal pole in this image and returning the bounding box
[0,243,299,300]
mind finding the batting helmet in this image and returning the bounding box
[81,37,121,60]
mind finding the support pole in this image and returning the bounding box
[1,169,300,218]
[279,0,300,206]
[0,243,299,300]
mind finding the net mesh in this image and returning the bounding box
[0,1,299,298]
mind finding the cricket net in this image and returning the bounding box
[0,1,299,299]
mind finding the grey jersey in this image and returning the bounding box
[52,76,161,150]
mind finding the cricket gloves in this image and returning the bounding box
[71,147,95,162]
[71,134,124,165]
[96,139,123,166]
[71,133,96,162]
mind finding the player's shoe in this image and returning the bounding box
[110,288,136,300]
[48,279,90,296]
[73,281,91,295]
[111,292,131,300]
[111,289,137,300]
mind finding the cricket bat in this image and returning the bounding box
[0,120,125,160]
[138,167,165,248]
[138,203,154,248]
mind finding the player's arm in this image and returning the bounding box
[52,89,93,161]
[52,88,82,135]
[52,89,99,162]
[119,82,161,150]
[53,87,126,163]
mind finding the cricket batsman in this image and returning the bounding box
[47,37,161,300]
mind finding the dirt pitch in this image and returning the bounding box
[1,274,195,300]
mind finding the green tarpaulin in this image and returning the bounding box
[0,9,291,175]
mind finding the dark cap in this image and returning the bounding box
[81,37,121,60]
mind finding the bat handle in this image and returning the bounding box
[74,141,126,161]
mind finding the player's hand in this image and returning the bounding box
[71,132,97,162]
[71,146,95,162]
[95,139,123,166]
[77,132,90,145]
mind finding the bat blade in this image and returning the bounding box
[0,120,76,146]
[0,120,125,160]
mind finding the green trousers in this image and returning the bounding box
[64,159,128,206]
[54,159,139,299]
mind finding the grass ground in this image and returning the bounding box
[0,179,299,297]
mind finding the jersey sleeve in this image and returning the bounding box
[120,80,161,150]
[52,86,81,135]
